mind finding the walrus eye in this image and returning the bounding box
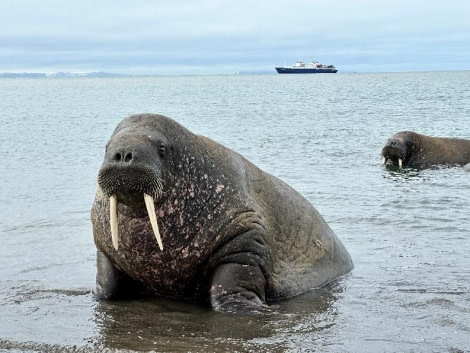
[158,142,167,158]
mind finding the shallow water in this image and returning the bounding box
[1,72,469,352]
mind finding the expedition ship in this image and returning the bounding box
[275,60,338,74]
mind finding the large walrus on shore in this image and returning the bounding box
[381,131,470,168]
[91,113,353,314]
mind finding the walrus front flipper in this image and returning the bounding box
[209,230,273,315]
[95,250,148,300]
[210,263,272,315]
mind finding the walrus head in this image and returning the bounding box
[97,118,174,251]
[381,131,421,168]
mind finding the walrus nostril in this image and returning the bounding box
[124,152,133,162]
[114,152,122,161]
[112,151,133,162]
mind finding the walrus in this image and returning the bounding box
[381,131,470,168]
[91,113,353,314]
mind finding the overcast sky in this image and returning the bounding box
[1,0,469,74]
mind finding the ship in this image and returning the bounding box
[275,60,338,74]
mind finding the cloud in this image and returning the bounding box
[1,0,469,73]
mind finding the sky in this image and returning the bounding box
[1,0,469,74]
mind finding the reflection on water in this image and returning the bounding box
[382,166,424,183]
[382,163,468,182]
[0,282,344,353]
[94,283,343,352]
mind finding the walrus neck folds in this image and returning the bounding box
[109,193,163,251]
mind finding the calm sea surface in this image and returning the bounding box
[1,72,469,352]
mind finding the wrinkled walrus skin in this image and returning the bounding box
[91,113,353,314]
[381,131,470,168]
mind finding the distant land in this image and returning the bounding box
[0,71,126,78]
[0,70,280,78]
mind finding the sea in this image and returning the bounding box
[0,72,469,353]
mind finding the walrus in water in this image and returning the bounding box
[381,131,470,168]
[91,113,353,314]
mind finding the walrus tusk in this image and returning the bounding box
[381,157,387,165]
[398,158,403,168]
[144,193,163,251]
[108,194,163,251]
[110,194,119,250]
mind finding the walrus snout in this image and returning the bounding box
[381,132,422,168]
[381,138,407,167]
[99,133,169,197]
[97,164,164,200]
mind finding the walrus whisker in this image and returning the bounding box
[110,194,119,250]
[144,193,163,251]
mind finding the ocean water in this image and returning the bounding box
[0,72,469,352]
